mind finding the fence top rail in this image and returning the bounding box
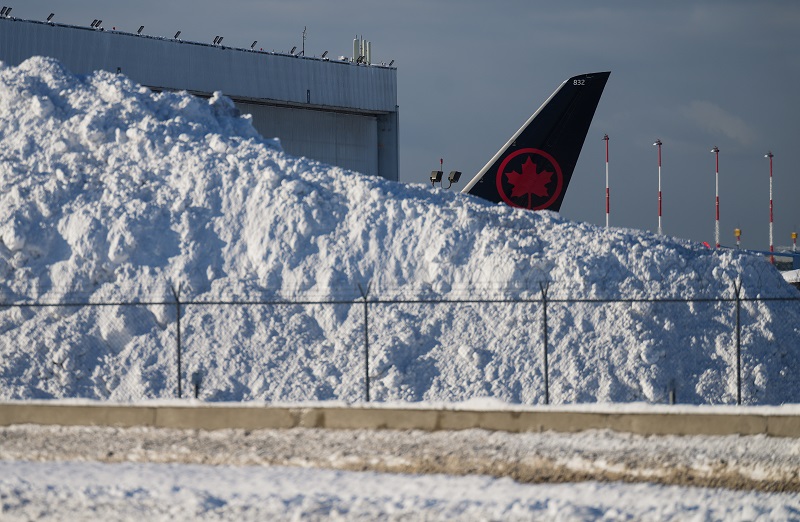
[1,296,798,307]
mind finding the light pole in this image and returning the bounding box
[734,228,741,249]
[711,146,720,248]
[765,151,774,264]
[603,134,609,228]
[654,139,663,234]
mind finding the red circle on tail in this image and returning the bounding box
[495,148,563,210]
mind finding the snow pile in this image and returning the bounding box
[0,57,798,404]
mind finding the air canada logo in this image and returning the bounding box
[495,148,563,210]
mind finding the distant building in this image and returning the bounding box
[0,17,398,180]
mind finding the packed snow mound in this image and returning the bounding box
[0,57,798,404]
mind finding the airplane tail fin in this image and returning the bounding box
[461,71,610,211]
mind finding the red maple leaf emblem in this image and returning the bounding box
[505,157,553,206]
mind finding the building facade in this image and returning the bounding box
[0,17,399,180]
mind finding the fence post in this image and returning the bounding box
[358,282,371,402]
[733,278,742,405]
[171,284,183,399]
[540,281,550,405]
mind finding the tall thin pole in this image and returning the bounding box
[654,139,663,234]
[766,151,774,264]
[540,282,550,405]
[357,282,371,402]
[711,146,720,248]
[603,134,609,228]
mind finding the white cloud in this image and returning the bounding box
[683,100,757,146]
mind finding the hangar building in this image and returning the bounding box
[0,15,399,180]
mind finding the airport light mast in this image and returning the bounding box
[603,134,609,228]
[711,146,720,248]
[654,139,663,234]
[765,151,774,264]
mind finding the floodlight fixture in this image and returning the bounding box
[174,30,181,39]
[1,7,7,17]
[388,59,395,66]
[321,50,328,59]
[3,6,9,17]
[213,35,220,44]
[430,170,443,186]
[137,25,144,34]
[251,40,257,49]
[217,36,223,45]
[96,20,102,28]
[445,171,461,189]
[290,46,297,54]
[47,13,55,22]
[91,19,98,27]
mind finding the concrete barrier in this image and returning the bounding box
[0,403,798,437]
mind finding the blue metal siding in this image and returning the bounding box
[0,18,399,179]
[0,19,396,112]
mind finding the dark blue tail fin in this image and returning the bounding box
[461,71,610,211]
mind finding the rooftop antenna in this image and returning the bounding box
[302,26,306,56]
[137,25,144,34]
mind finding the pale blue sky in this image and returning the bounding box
[8,1,800,249]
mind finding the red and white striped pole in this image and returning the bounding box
[711,146,720,248]
[603,134,609,228]
[654,139,663,234]
[792,231,797,253]
[765,151,774,264]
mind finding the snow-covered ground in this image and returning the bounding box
[0,57,798,405]
[2,423,799,520]
[3,460,799,521]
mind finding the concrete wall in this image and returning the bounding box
[1,403,798,437]
[0,17,399,180]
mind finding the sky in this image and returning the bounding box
[6,1,800,250]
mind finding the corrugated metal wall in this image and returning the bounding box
[242,102,378,176]
[0,17,398,179]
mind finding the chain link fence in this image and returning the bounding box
[2,288,799,405]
